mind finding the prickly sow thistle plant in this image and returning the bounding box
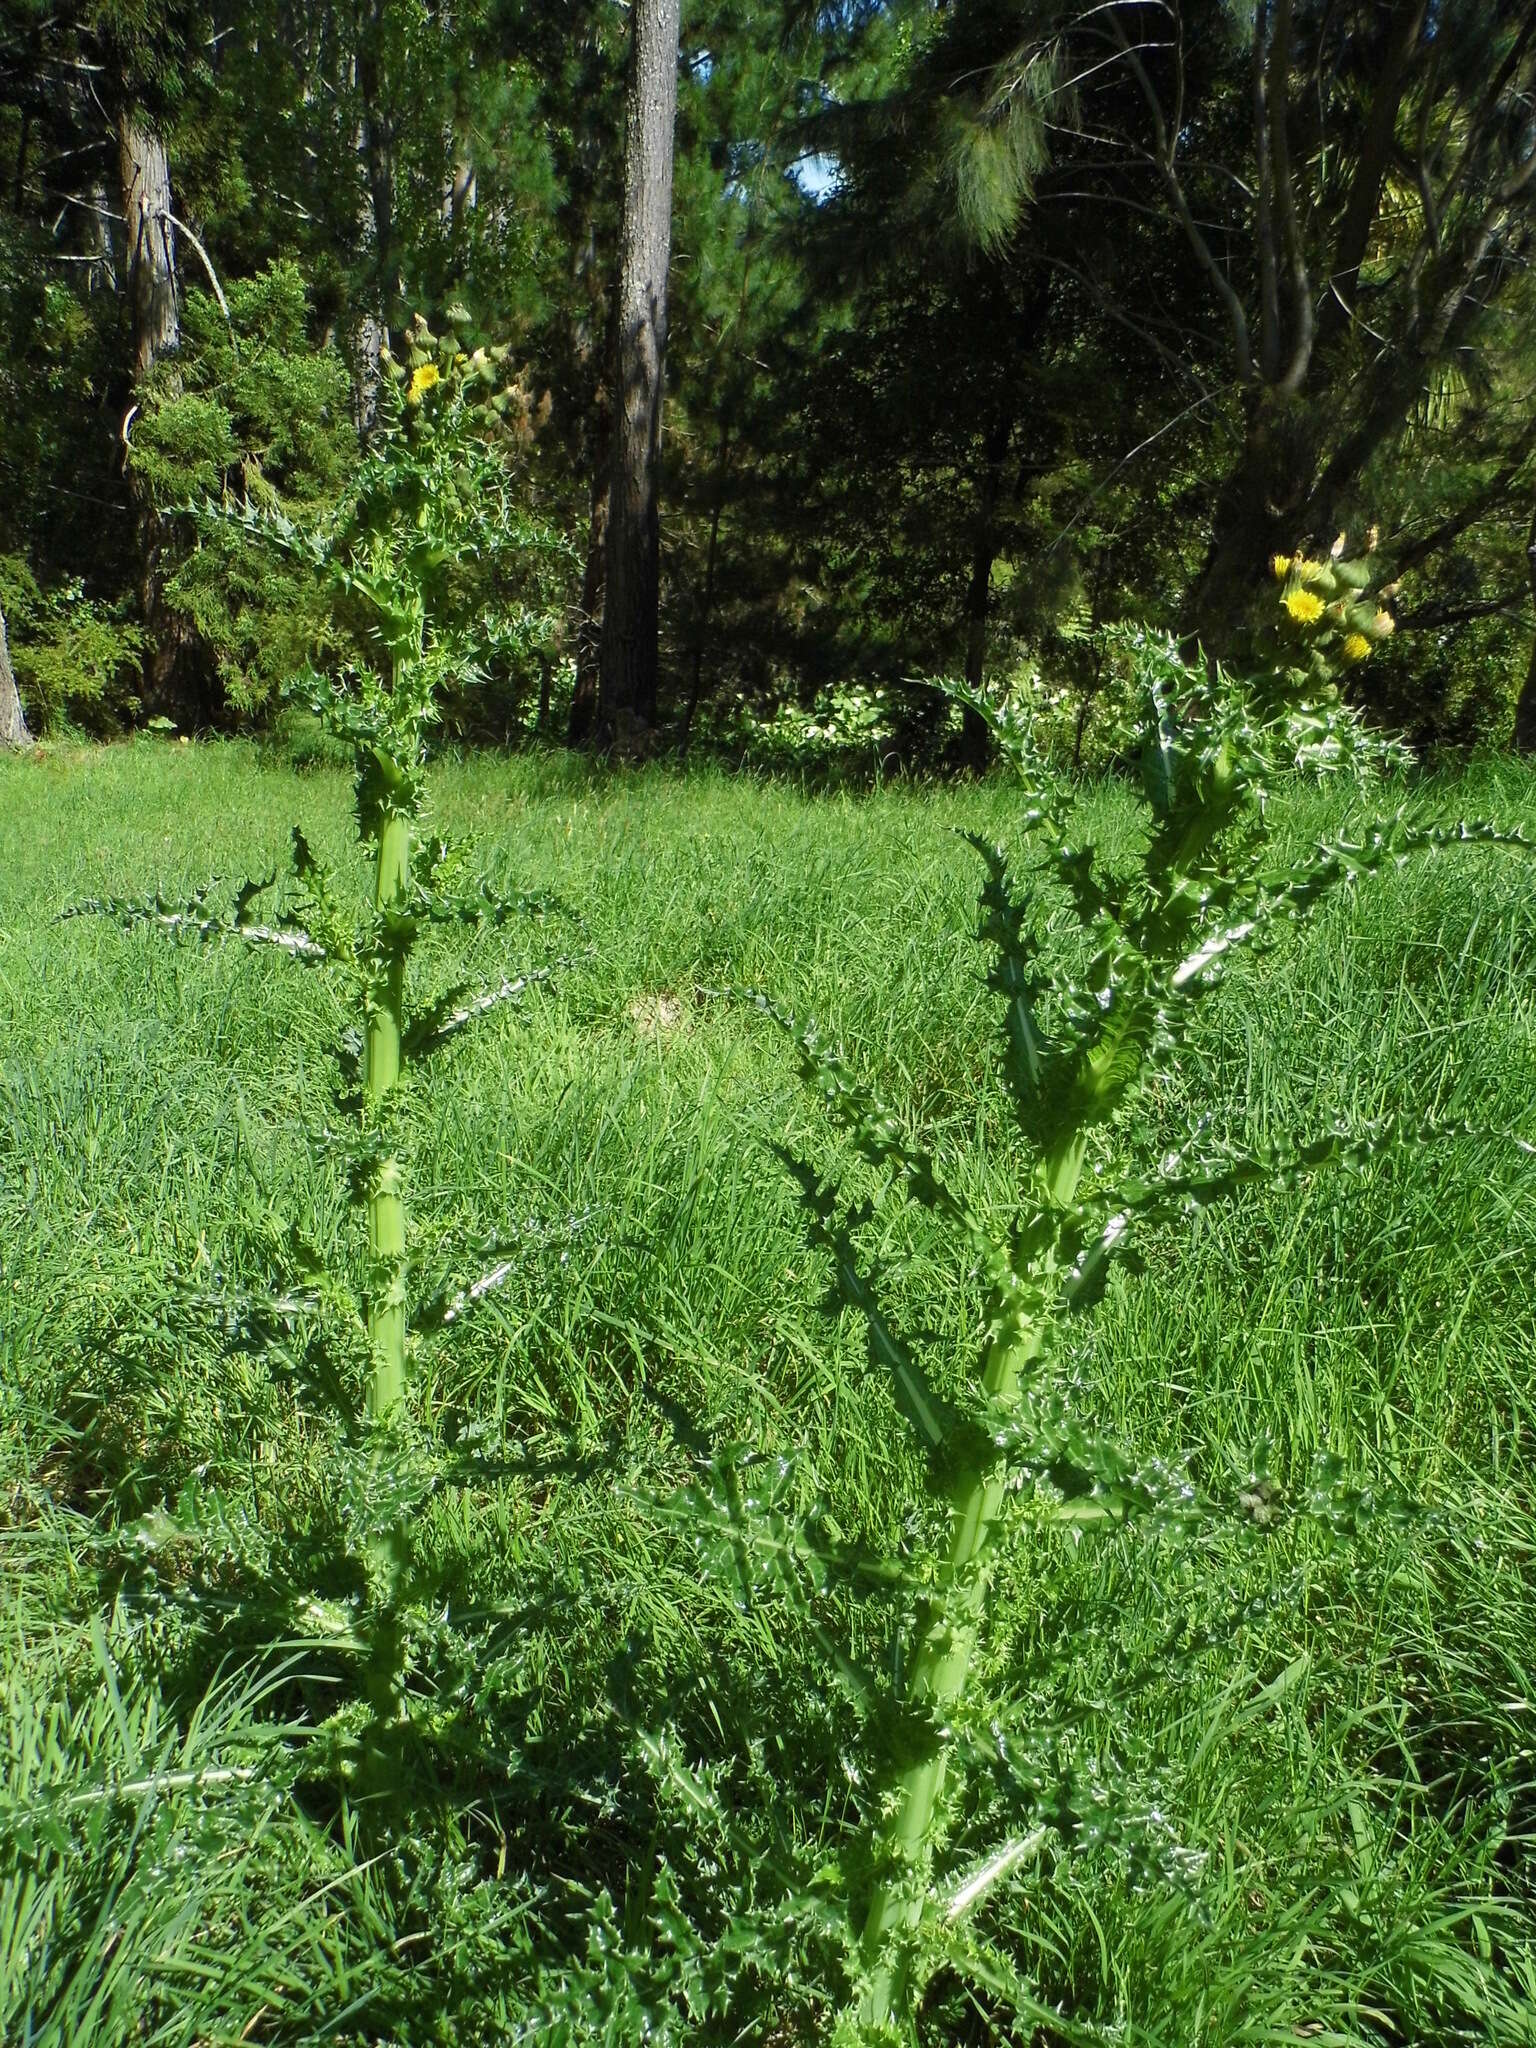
[73,324,570,1671]
[1269,527,1397,683]
[666,632,1531,2043]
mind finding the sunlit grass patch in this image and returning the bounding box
[2,736,1534,2044]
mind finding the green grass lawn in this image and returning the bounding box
[3,736,1535,2045]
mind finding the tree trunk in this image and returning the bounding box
[117,111,189,721]
[1188,391,1320,654]
[118,114,178,379]
[447,156,476,228]
[597,0,680,745]
[83,181,116,294]
[568,455,610,744]
[0,606,33,748]
[1514,502,1536,752]
[352,19,397,442]
[349,305,386,442]
[956,415,1012,771]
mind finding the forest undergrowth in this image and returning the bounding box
[2,737,1535,2044]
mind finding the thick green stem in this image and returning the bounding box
[364,802,410,1418]
[856,1133,1087,2034]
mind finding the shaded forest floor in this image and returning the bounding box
[3,738,1536,2044]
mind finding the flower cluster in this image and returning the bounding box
[1267,531,1396,691]
[379,310,549,445]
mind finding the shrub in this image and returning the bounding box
[0,555,143,735]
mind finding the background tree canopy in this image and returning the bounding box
[1,0,1533,755]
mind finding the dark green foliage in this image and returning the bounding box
[3,0,1533,743]
[0,556,144,735]
[128,265,356,719]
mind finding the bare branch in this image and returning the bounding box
[1253,0,1282,382]
[159,209,234,338]
[1396,591,1527,630]
[1266,0,1314,396]
[1390,414,1536,579]
[1318,0,1426,347]
[1109,14,1257,386]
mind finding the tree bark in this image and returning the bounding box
[447,156,476,228]
[568,447,610,744]
[351,15,397,441]
[0,606,33,748]
[1188,391,1320,652]
[597,0,680,744]
[1514,501,1536,751]
[83,181,116,295]
[956,415,1012,770]
[118,113,178,379]
[117,110,190,721]
[349,303,387,442]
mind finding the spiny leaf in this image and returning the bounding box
[741,990,974,1231]
[402,959,565,1057]
[778,1151,961,1456]
[1168,815,1536,992]
[289,828,355,963]
[935,671,1073,842]
[964,834,1051,1103]
[1064,1113,1536,1307]
[415,1208,602,1331]
[63,881,328,960]
[414,876,565,927]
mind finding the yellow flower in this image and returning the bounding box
[1271,554,1292,579]
[1372,609,1395,638]
[1342,632,1372,663]
[407,362,441,405]
[1283,588,1325,625]
[1294,558,1328,585]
